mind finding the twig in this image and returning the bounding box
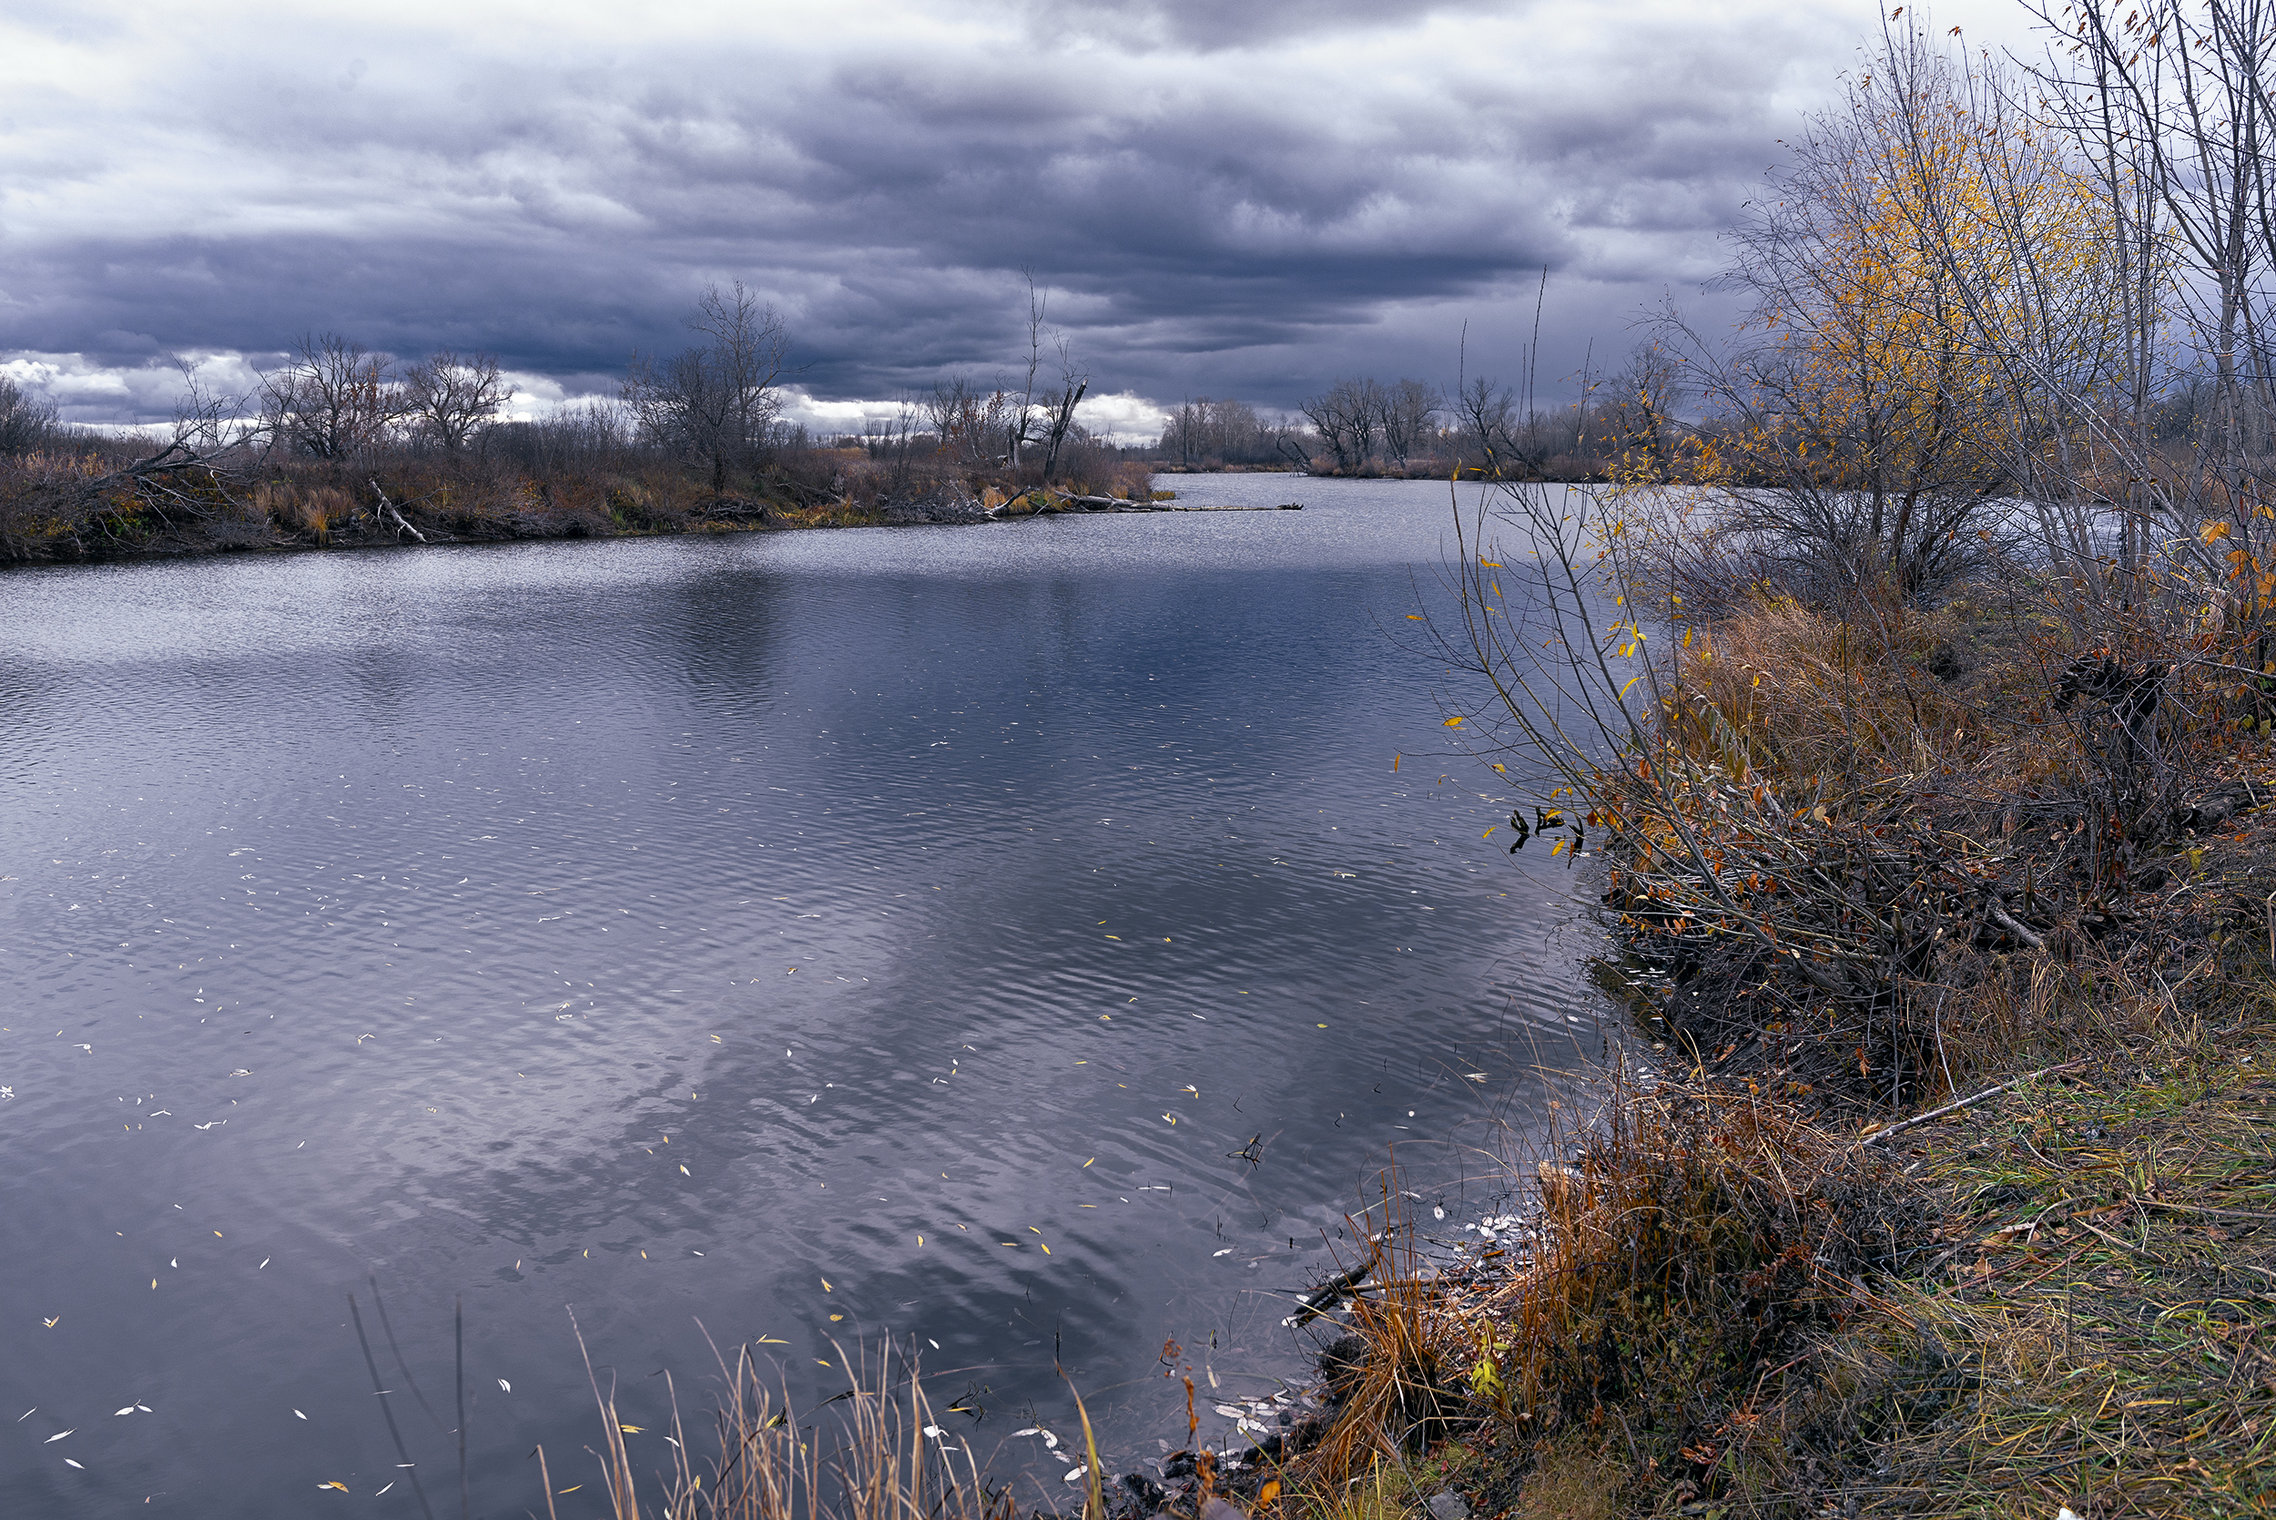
[1986,901,2046,950]
[1855,1058,2091,1147]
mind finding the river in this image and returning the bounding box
[0,473,1613,1515]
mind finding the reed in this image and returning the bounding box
[552,1323,1023,1520]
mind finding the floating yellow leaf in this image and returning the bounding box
[1443,715,1464,727]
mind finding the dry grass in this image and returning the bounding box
[555,1327,1042,1520]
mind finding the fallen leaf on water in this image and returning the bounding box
[46,1430,73,1442]
[619,1424,643,1434]
[497,1380,511,1393]
[294,1410,308,1421]
[64,1459,83,1469]
[319,1481,347,1492]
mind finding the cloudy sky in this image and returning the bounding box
[0,0,2037,437]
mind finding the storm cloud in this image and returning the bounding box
[0,0,2032,430]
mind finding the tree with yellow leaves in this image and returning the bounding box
[1653,21,2133,604]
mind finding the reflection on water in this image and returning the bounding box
[0,475,1611,1514]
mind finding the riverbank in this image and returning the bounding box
[1214,577,2276,1519]
[0,448,1178,565]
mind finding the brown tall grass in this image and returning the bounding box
[553,1325,1044,1520]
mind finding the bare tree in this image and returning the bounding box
[1378,378,1442,468]
[1301,378,1385,471]
[625,282,789,494]
[0,375,60,455]
[402,350,508,451]
[262,334,410,459]
[1037,337,1089,480]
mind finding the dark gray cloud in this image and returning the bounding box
[0,0,2036,429]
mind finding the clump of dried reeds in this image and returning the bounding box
[1291,1077,1926,1517]
[550,1324,1075,1520]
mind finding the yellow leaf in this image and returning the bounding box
[1443,715,1464,727]
[2201,519,2234,544]
[1491,762,1506,773]
[1260,1479,1283,1506]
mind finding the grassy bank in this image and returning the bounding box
[0,443,1160,565]
[1239,488,2276,1517]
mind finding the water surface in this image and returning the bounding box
[0,474,1611,1514]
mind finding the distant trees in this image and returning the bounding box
[1297,377,1445,472]
[1157,397,1304,467]
[625,281,790,494]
